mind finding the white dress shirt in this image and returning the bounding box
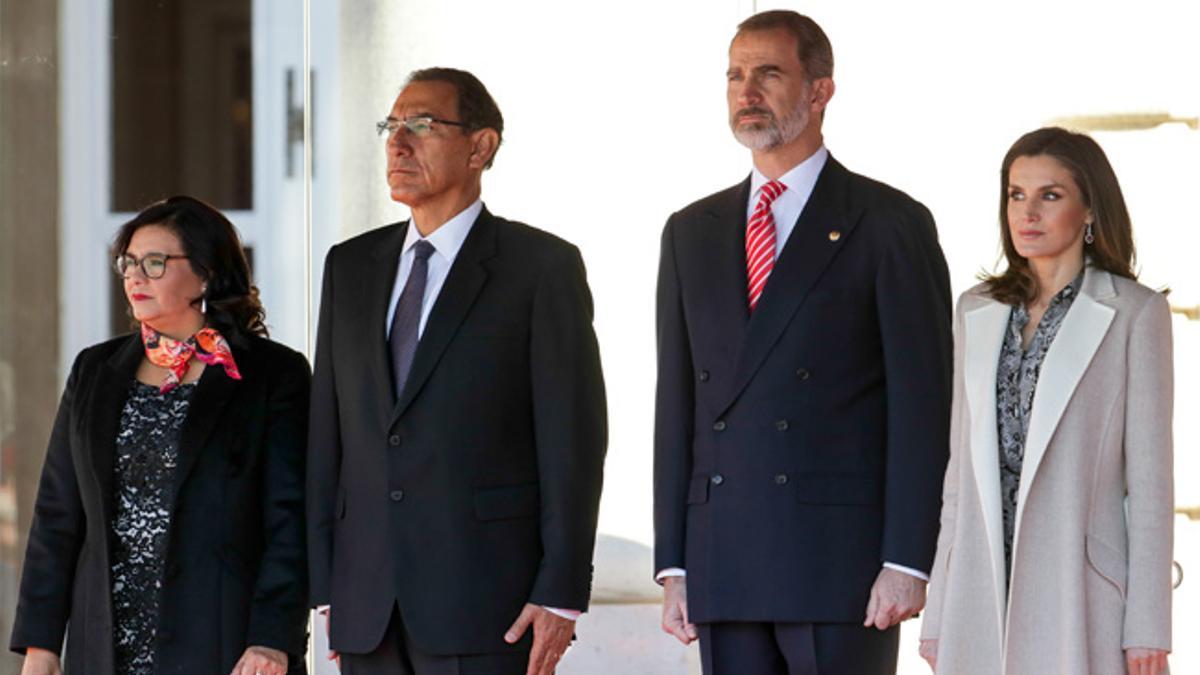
[385,200,483,339]
[746,145,828,257]
[657,146,928,584]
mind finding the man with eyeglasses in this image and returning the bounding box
[307,67,607,675]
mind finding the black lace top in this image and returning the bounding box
[110,380,195,674]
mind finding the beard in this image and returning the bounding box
[730,104,811,151]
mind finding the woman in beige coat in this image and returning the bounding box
[919,127,1173,675]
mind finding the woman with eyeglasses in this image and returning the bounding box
[11,196,310,675]
[919,128,1173,675]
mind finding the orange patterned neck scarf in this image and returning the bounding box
[141,324,243,393]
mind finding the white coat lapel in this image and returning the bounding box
[963,296,1011,628]
[1012,268,1116,551]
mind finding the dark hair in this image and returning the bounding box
[736,10,834,81]
[406,67,504,169]
[112,195,268,340]
[983,127,1136,305]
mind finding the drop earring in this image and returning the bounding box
[1084,222,1095,245]
[200,284,208,314]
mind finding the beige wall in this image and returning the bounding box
[0,0,59,673]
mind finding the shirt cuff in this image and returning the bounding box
[883,561,930,581]
[543,606,581,621]
[316,605,330,615]
[655,567,687,584]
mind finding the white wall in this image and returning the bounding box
[326,0,1200,550]
[317,3,1200,671]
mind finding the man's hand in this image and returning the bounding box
[863,567,926,630]
[230,645,288,675]
[1125,648,1168,675]
[20,648,62,675]
[505,603,574,675]
[660,576,698,645]
[322,608,340,669]
[918,638,938,671]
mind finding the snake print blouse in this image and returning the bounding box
[995,272,1083,581]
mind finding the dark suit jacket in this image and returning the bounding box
[307,207,607,656]
[10,333,311,674]
[653,156,953,623]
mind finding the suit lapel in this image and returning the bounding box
[962,297,1011,630]
[390,208,497,422]
[172,342,243,498]
[89,335,144,523]
[696,179,752,340]
[368,222,409,411]
[719,158,858,415]
[1011,267,1116,555]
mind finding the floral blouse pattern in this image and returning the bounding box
[110,380,194,674]
[995,272,1083,581]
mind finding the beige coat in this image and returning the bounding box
[921,266,1174,675]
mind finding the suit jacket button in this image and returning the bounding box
[713,420,727,432]
[775,420,789,431]
[390,490,405,502]
[710,474,724,486]
[796,368,810,380]
[699,370,710,382]
[775,474,789,485]
[389,434,402,446]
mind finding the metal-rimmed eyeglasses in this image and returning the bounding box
[114,252,190,279]
[376,116,466,139]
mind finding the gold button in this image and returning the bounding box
[828,230,841,242]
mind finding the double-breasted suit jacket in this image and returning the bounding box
[921,267,1174,675]
[307,208,607,656]
[654,156,953,622]
[10,333,311,674]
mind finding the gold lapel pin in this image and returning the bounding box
[828,230,841,242]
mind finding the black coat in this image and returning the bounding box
[654,157,953,623]
[10,333,311,674]
[307,207,607,656]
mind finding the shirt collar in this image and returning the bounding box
[403,199,483,261]
[750,145,829,204]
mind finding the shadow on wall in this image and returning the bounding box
[592,533,662,605]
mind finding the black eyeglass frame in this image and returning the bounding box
[114,252,191,279]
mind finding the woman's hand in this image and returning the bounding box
[918,638,938,671]
[1125,648,1168,675]
[21,648,62,675]
[230,645,288,675]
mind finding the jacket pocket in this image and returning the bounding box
[794,471,882,505]
[473,482,540,521]
[686,475,710,505]
[1085,534,1127,599]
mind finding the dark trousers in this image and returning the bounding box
[698,621,899,675]
[340,606,531,675]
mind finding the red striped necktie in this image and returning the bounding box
[746,180,787,311]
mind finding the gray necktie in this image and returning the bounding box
[389,240,435,400]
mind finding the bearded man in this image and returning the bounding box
[652,10,953,674]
